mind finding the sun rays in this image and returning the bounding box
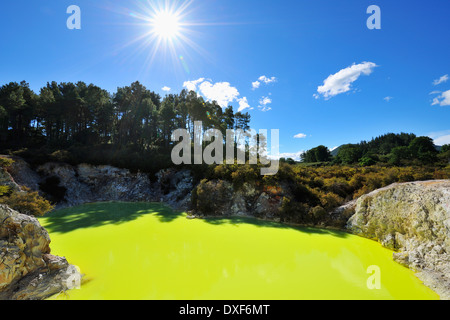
[107,0,207,77]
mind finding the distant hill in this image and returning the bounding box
[329,140,442,158]
[331,146,341,157]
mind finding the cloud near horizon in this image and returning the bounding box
[429,130,450,146]
[183,78,251,111]
[434,135,450,146]
[269,151,305,162]
[315,62,377,100]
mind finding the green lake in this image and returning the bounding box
[38,202,439,300]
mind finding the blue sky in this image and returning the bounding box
[1,0,450,159]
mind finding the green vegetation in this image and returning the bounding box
[0,80,250,174]
[0,157,54,216]
[300,145,332,163]
[0,157,14,168]
[193,162,450,226]
[0,186,11,197]
[439,144,450,163]
[0,186,54,217]
[300,133,448,167]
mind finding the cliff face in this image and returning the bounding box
[347,180,450,299]
[37,163,155,207]
[0,204,80,300]
[25,162,193,210]
[193,180,286,221]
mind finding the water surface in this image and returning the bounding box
[39,202,438,300]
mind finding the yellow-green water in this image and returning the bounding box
[38,202,439,300]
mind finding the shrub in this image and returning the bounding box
[359,155,377,167]
[0,187,54,217]
[194,180,233,216]
[310,206,327,223]
[230,165,259,189]
[0,185,11,196]
[0,156,14,168]
[279,197,311,224]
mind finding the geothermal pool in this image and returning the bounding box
[39,202,438,300]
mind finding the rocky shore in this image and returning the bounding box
[347,180,450,299]
[0,204,81,300]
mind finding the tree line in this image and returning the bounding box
[0,80,251,150]
[0,80,252,173]
[299,133,450,166]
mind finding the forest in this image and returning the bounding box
[299,133,450,167]
[0,80,250,173]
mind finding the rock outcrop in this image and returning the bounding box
[37,163,155,207]
[0,166,21,193]
[193,180,285,221]
[28,163,194,210]
[0,204,80,300]
[6,157,41,192]
[155,168,194,209]
[347,180,450,299]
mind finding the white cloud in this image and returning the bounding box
[433,74,449,86]
[238,97,251,112]
[252,81,261,90]
[258,96,272,112]
[428,130,450,146]
[431,90,450,106]
[315,62,377,99]
[330,146,339,152]
[269,151,304,162]
[434,135,450,146]
[384,96,393,102]
[162,86,171,92]
[430,90,441,95]
[183,78,205,92]
[260,96,272,105]
[294,133,307,139]
[259,76,277,84]
[183,78,251,111]
[252,75,277,90]
[198,81,240,108]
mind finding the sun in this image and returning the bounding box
[150,10,181,40]
[114,0,212,75]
